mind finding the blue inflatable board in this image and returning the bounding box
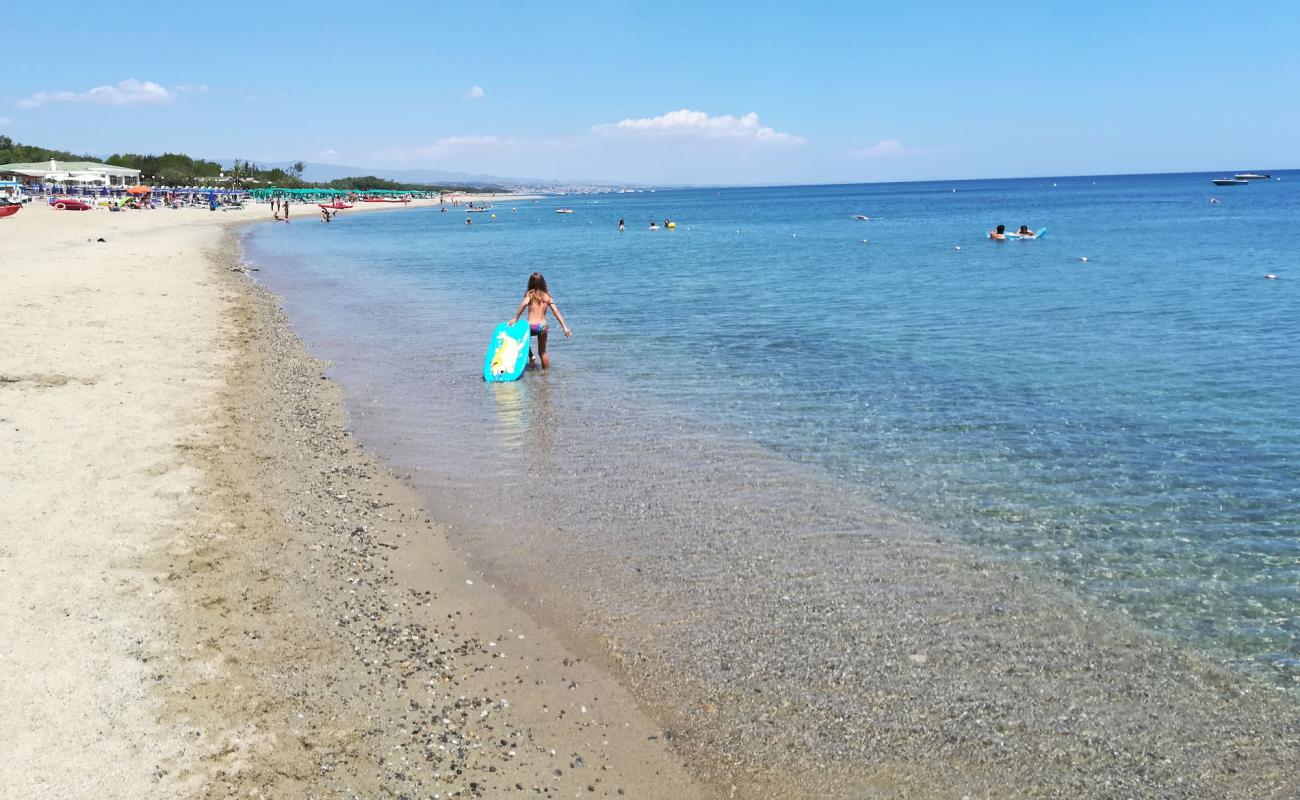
[1007,228,1048,240]
[483,319,532,382]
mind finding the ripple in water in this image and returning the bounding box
[244,174,1300,698]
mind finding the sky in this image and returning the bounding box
[2,1,1297,185]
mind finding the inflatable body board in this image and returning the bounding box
[483,319,532,382]
[1006,228,1048,240]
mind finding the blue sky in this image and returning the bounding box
[2,1,1297,185]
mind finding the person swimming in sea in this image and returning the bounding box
[1017,225,1036,238]
[989,224,1006,240]
[508,272,572,370]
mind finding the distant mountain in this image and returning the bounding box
[276,161,513,186]
[220,160,627,191]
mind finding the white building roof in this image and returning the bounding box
[0,159,141,176]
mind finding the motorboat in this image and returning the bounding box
[1234,173,1271,180]
[465,206,492,213]
[1211,178,1248,186]
[852,214,871,221]
[51,197,92,210]
[555,208,574,214]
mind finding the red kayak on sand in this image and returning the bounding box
[51,198,91,211]
[0,204,20,218]
[319,202,353,209]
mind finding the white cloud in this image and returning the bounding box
[847,139,907,159]
[593,109,805,145]
[175,83,210,94]
[19,79,176,108]
[416,135,512,159]
[466,85,485,100]
[0,117,12,126]
[318,148,338,159]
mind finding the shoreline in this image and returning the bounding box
[178,234,706,797]
[4,198,1297,798]
[1,201,705,798]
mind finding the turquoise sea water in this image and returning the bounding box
[245,172,1299,687]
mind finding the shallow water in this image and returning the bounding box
[245,174,1299,696]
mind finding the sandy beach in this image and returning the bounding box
[0,199,704,798]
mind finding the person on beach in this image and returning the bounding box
[989,224,1006,240]
[283,199,290,222]
[1017,225,1036,238]
[508,272,572,370]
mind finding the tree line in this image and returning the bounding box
[0,135,496,192]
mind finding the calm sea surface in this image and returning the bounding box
[244,173,1299,689]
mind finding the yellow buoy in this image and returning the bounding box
[490,213,496,218]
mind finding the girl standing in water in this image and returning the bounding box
[509,272,572,369]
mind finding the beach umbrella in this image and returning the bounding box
[127,185,151,195]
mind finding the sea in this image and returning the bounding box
[243,172,1299,712]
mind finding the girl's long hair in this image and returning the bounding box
[527,272,548,295]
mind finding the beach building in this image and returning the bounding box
[0,179,26,202]
[0,158,141,186]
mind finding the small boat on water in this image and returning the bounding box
[465,206,492,213]
[555,208,574,214]
[852,214,871,221]
[1234,173,1272,180]
[0,204,20,218]
[1212,178,1248,186]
